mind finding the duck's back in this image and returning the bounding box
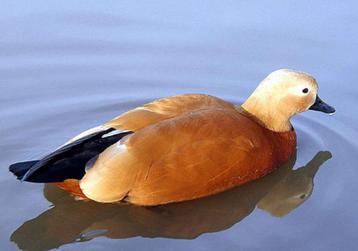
[80,107,296,205]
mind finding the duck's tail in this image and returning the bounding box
[9,128,133,183]
[9,160,39,180]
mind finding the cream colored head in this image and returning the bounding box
[242,69,335,132]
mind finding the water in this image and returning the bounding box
[1,1,357,250]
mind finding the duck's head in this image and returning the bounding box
[242,69,335,132]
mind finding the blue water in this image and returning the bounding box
[1,1,358,250]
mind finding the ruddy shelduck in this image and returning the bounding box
[10,69,335,206]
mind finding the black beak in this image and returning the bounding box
[309,95,335,114]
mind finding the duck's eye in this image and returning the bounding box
[302,88,309,94]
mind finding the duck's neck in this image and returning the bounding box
[241,97,292,132]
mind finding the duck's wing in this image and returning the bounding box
[80,108,276,205]
[10,94,234,185]
[13,128,133,183]
[62,94,233,146]
[105,94,235,131]
[61,94,234,151]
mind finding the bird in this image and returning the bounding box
[9,69,335,206]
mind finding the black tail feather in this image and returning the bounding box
[9,128,133,183]
[9,161,39,180]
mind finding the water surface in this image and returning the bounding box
[1,1,358,250]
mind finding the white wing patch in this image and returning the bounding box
[102,129,130,138]
[61,125,107,148]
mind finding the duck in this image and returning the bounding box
[9,69,335,206]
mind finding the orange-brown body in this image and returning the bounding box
[55,94,296,205]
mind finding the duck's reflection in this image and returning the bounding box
[11,151,332,251]
[258,152,330,217]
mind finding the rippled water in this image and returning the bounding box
[1,1,358,250]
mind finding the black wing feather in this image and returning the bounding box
[11,128,132,183]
